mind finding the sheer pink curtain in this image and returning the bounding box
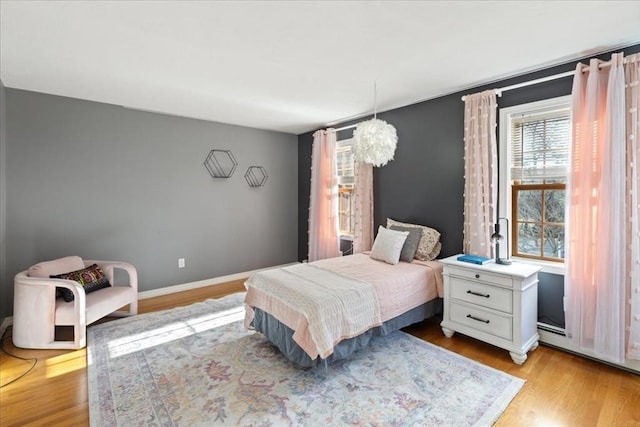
[565,53,637,363]
[463,90,498,257]
[308,129,340,262]
[352,160,373,253]
[624,54,640,360]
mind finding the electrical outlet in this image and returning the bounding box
[178,258,185,269]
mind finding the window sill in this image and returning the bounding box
[512,257,565,275]
[339,235,354,241]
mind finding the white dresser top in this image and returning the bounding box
[440,254,542,278]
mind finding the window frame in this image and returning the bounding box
[498,95,571,274]
[336,137,355,239]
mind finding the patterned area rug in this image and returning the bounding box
[88,292,524,426]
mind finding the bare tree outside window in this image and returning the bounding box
[514,185,565,260]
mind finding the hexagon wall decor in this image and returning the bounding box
[244,166,268,187]
[204,149,237,179]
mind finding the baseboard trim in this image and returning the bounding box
[137,262,298,300]
[0,316,13,340]
[539,329,640,375]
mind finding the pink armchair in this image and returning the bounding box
[13,256,138,349]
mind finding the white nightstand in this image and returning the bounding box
[440,254,541,364]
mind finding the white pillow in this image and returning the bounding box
[370,226,409,265]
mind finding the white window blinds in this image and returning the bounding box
[337,138,354,186]
[510,107,571,182]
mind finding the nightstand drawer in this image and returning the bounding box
[449,302,512,340]
[447,266,513,288]
[450,278,513,313]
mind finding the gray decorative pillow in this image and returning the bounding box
[370,226,409,265]
[387,218,441,261]
[389,225,423,262]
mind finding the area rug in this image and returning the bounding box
[87,292,525,426]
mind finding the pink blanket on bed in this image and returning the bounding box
[244,254,443,360]
[312,254,443,321]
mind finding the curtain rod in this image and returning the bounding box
[460,71,574,101]
[461,55,632,101]
[334,124,357,132]
[495,71,575,97]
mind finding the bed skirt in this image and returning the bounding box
[251,297,443,368]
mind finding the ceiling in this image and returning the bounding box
[1,1,639,135]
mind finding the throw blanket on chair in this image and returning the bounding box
[244,263,382,360]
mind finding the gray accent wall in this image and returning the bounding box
[298,97,465,262]
[1,89,298,320]
[538,272,565,328]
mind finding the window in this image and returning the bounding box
[336,138,355,238]
[499,97,571,263]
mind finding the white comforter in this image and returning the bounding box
[244,262,381,359]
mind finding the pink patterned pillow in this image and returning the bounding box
[51,264,111,302]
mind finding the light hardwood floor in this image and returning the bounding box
[1,280,638,426]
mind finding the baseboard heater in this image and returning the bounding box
[537,322,639,375]
[537,322,566,336]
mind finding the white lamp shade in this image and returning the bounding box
[352,118,398,167]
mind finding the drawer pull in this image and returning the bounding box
[467,290,490,298]
[475,274,480,279]
[466,314,490,324]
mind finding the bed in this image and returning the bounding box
[244,252,444,367]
